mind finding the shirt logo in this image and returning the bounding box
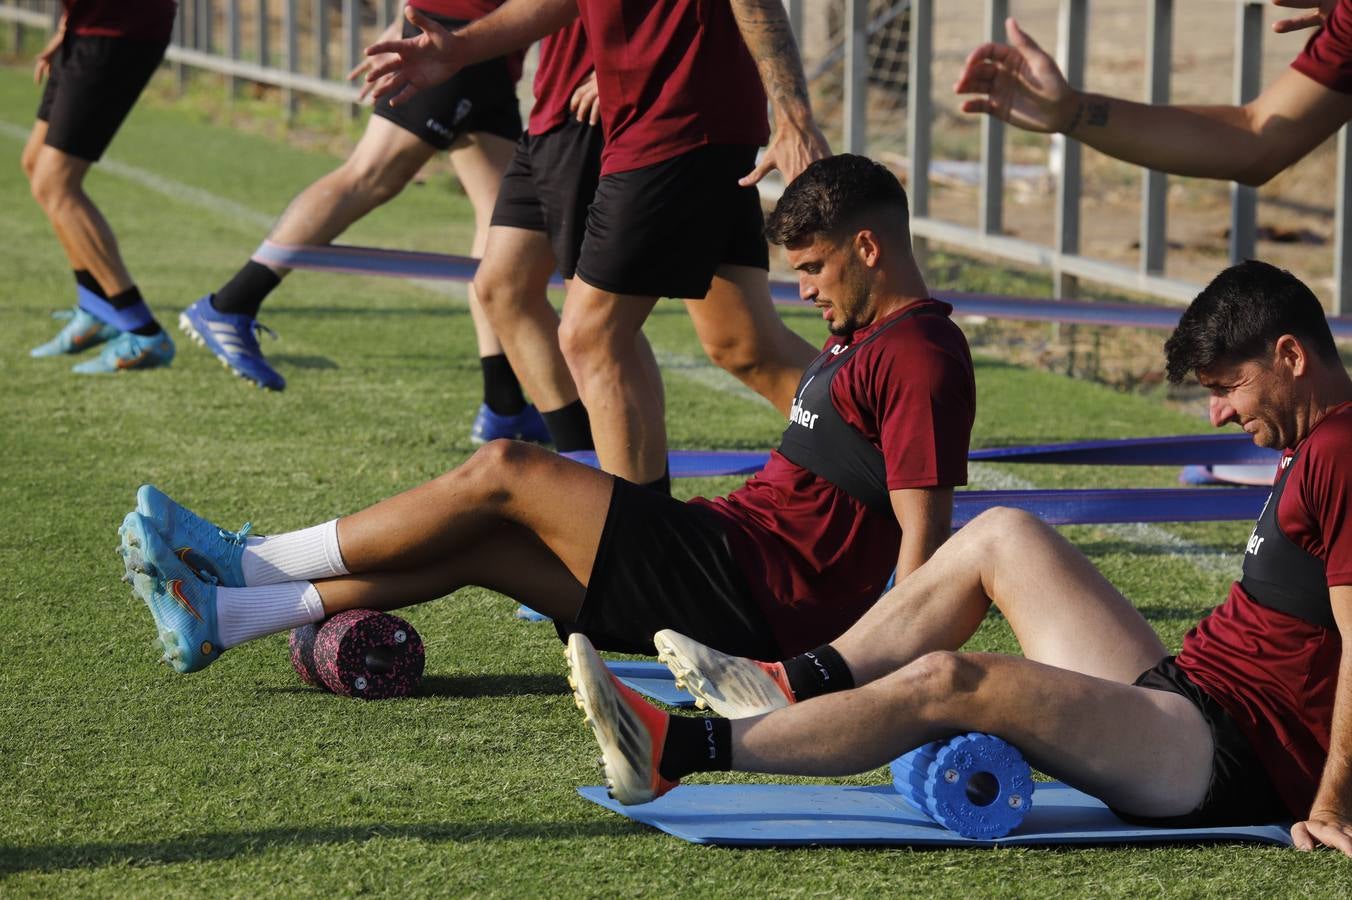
[1245,531,1265,556]
[788,375,819,430]
[829,344,848,356]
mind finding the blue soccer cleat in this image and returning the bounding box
[30,306,120,357]
[179,295,285,390]
[71,329,175,374]
[119,511,225,673]
[470,403,552,444]
[136,484,251,588]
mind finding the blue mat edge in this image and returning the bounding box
[576,784,1293,849]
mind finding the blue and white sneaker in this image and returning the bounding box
[135,484,251,588]
[71,329,175,374]
[179,295,285,391]
[30,307,120,357]
[119,511,224,673]
[470,403,552,444]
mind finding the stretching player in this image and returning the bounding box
[568,260,1352,855]
[366,0,829,491]
[182,2,544,439]
[471,19,603,451]
[24,0,176,373]
[117,156,975,679]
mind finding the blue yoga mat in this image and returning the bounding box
[577,782,1292,848]
[254,241,1352,341]
[951,486,1268,527]
[606,661,697,708]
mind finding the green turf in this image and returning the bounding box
[0,62,1346,896]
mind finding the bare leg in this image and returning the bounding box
[265,116,437,276]
[686,265,817,415]
[27,138,135,295]
[473,226,578,410]
[558,282,665,483]
[448,132,517,359]
[833,507,1167,686]
[334,440,614,589]
[313,519,587,619]
[729,650,1213,819]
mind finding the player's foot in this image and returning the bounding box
[119,511,224,673]
[566,633,678,805]
[30,307,120,357]
[470,403,552,444]
[135,484,251,587]
[654,629,795,718]
[70,329,175,374]
[179,295,285,391]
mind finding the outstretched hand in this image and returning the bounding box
[740,119,831,187]
[348,19,402,102]
[364,6,465,107]
[1292,812,1352,857]
[1270,0,1338,34]
[954,17,1077,134]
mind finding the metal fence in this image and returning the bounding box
[3,0,1349,314]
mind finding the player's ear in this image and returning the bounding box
[854,229,882,268]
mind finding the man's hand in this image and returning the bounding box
[569,71,600,126]
[33,21,64,85]
[348,19,403,102]
[364,6,466,107]
[1271,0,1338,34]
[1292,810,1352,856]
[740,119,830,187]
[954,17,1079,134]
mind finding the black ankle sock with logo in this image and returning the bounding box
[782,644,854,701]
[659,715,732,781]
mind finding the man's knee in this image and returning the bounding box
[336,154,413,207]
[699,330,762,382]
[964,506,1048,546]
[454,439,550,495]
[28,160,76,212]
[558,313,623,376]
[888,650,990,715]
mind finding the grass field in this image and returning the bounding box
[1,59,1348,896]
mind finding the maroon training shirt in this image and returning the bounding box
[528,19,591,136]
[1291,0,1352,92]
[64,0,177,42]
[1176,402,1352,817]
[690,301,976,657]
[575,0,770,175]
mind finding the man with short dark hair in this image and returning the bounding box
[118,156,974,689]
[566,260,1352,855]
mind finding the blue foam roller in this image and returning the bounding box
[891,733,1034,838]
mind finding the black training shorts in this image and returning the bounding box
[489,116,603,279]
[373,13,521,149]
[574,143,770,299]
[558,477,779,659]
[1111,657,1290,827]
[37,35,167,162]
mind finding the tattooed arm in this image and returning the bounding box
[728,0,831,186]
[956,17,1352,186]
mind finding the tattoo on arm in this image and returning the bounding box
[1086,98,1110,127]
[728,0,812,115]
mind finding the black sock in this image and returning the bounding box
[74,270,105,298]
[211,260,281,318]
[108,286,162,336]
[782,644,854,702]
[541,400,594,452]
[480,354,527,416]
[641,466,671,496]
[659,716,732,781]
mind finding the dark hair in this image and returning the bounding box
[765,154,910,247]
[1164,260,1340,384]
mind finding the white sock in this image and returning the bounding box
[241,519,349,585]
[216,581,325,648]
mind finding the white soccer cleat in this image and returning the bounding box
[654,629,795,719]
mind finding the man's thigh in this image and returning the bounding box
[41,35,166,162]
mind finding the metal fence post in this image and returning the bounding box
[980,0,1008,237]
[228,0,241,98]
[907,0,933,270]
[284,0,297,119]
[1053,0,1086,299]
[256,0,269,70]
[844,0,868,155]
[1336,127,1352,315]
[314,0,328,81]
[1230,2,1262,264]
[343,0,360,121]
[1141,0,1172,276]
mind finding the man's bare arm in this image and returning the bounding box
[889,486,953,583]
[727,0,831,186]
[1292,584,1352,856]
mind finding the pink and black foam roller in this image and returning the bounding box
[288,609,424,699]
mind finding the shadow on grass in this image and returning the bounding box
[270,354,337,370]
[0,820,631,874]
[257,674,570,700]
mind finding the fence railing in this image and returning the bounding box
[3,0,1348,314]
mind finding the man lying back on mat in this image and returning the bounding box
[116,155,976,676]
[566,259,1352,855]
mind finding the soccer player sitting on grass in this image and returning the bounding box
[565,260,1352,855]
[117,155,975,679]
